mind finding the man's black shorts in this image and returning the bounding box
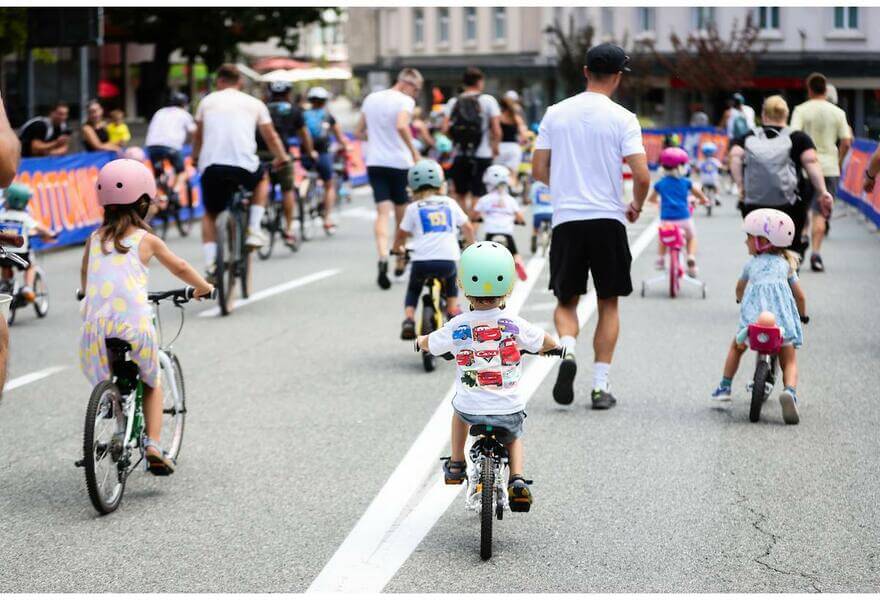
[367,166,409,205]
[549,219,632,301]
[200,164,263,216]
[450,156,492,197]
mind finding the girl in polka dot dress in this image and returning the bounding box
[79,159,213,475]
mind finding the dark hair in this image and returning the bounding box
[586,71,615,84]
[806,72,827,96]
[462,67,484,88]
[99,198,152,255]
[309,97,327,108]
[216,63,241,84]
[52,101,69,111]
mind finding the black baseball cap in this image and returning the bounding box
[586,43,631,74]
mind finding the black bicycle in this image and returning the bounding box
[214,186,253,316]
[298,169,335,241]
[154,170,193,240]
[396,249,447,372]
[258,163,299,260]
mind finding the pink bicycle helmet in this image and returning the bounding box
[742,208,795,249]
[96,158,156,207]
[123,146,146,161]
[659,147,689,169]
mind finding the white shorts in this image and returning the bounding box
[660,218,696,242]
[496,142,521,172]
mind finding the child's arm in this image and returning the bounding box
[690,182,709,205]
[79,239,90,292]
[391,227,410,256]
[416,335,430,352]
[32,223,56,241]
[735,278,747,303]
[540,331,560,354]
[646,188,659,205]
[790,279,806,317]
[143,234,213,297]
[460,220,476,246]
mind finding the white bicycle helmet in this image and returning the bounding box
[307,86,330,100]
[743,208,795,248]
[408,159,444,191]
[482,164,510,190]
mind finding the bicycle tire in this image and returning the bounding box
[480,455,495,560]
[215,213,237,316]
[258,202,278,261]
[159,212,170,240]
[669,250,679,298]
[176,201,193,237]
[238,211,253,300]
[298,183,311,242]
[160,352,186,462]
[33,269,49,317]
[421,298,436,372]
[83,381,126,514]
[6,302,15,325]
[750,359,770,423]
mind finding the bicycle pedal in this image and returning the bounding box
[74,458,85,468]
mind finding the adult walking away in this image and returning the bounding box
[356,68,423,289]
[496,93,529,191]
[442,68,502,212]
[728,95,832,260]
[192,64,291,276]
[531,43,650,409]
[790,73,853,272]
[726,92,756,140]
[145,92,196,195]
[81,100,121,153]
[18,101,71,158]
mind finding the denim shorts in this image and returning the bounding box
[454,409,525,442]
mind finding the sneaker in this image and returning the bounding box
[779,389,800,425]
[530,235,537,254]
[552,355,577,405]
[508,476,533,513]
[441,457,467,485]
[515,259,528,281]
[810,253,824,273]
[591,389,618,410]
[711,385,732,402]
[400,318,416,340]
[245,228,268,249]
[20,285,35,303]
[655,257,665,270]
[282,230,299,251]
[377,260,391,290]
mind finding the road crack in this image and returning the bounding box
[734,492,823,593]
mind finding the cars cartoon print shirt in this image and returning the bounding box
[428,307,545,415]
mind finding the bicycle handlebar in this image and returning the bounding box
[419,344,566,360]
[75,286,217,303]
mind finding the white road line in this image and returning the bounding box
[307,219,658,593]
[3,366,66,392]
[198,269,341,318]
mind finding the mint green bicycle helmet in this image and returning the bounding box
[459,241,516,297]
[3,183,32,210]
[408,159,444,191]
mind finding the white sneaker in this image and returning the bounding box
[246,228,268,249]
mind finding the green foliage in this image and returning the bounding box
[544,18,595,98]
[0,8,27,57]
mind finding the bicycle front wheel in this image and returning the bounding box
[480,455,495,560]
[83,381,126,514]
[750,359,770,423]
[215,213,238,316]
[669,250,680,298]
[238,212,253,299]
[160,352,186,462]
[33,269,49,317]
[258,202,279,261]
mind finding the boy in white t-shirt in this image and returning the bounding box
[416,242,560,512]
[394,159,475,340]
[0,184,56,301]
[473,165,528,281]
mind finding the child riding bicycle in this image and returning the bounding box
[0,183,56,301]
[711,208,807,424]
[395,159,475,340]
[473,165,529,281]
[529,181,553,254]
[697,141,723,203]
[647,147,708,277]
[79,159,213,475]
[416,242,560,511]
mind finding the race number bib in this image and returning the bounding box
[418,205,453,233]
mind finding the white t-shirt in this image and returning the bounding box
[145,106,196,150]
[427,307,545,415]
[443,93,501,159]
[0,209,39,252]
[534,91,645,226]
[361,88,416,170]
[195,88,272,173]
[400,195,469,262]
[726,105,757,137]
[475,190,520,235]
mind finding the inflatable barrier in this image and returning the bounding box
[838,138,880,228]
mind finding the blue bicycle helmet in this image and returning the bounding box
[408,159,444,191]
[701,142,717,157]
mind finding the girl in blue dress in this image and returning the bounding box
[711,208,808,424]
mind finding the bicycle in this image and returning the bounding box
[332,148,352,205]
[298,169,334,242]
[153,168,193,240]
[214,186,253,316]
[700,183,720,217]
[533,219,551,256]
[0,229,49,325]
[75,286,213,514]
[744,315,808,423]
[396,248,447,373]
[257,163,299,260]
[641,224,706,299]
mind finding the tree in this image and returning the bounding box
[544,17,594,99]
[0,8,27,93]
[104,7,327,116]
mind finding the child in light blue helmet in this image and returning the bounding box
[416,241,560,512]
[395,159,475,340]
[0,183,56,302]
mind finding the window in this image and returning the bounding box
[413,8,424,46]
[692,7,716,30]
[834,7,859,29]
[438,8,449,44]
[464,7,477,43]
[637,7,655,32]
[758,7,780,30]
[493,7,506,41]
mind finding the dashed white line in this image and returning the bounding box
[3,366,67,393]
[198,269,341,317]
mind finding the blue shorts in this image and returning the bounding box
[302,152,334,182]
[454,409,526,442]
[368,166,410,206]
[405,260,458,308]
[146,145,185,174]
[533,212,552,228]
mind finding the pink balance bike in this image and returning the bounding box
[745,322,782,423]
[641,224,706,299]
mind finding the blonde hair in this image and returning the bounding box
[764,245,800,273]
[413,187,442,200]
[762,95,789,122]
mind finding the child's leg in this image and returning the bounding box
[506,437,524,477]
[723,338,747,379]
[779,345,798,389]
[24,265,36,288]
[403,264,424,318]
[450,414,468,462]
[142,382,163,455]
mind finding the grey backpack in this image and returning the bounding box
[743,127,798,206]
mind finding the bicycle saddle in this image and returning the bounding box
[105,338,132,357]
[469,424,512,439]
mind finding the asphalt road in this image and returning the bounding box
[1,187,878,593]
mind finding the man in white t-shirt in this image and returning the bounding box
[356,68,423,290]
[192,64,290,275]
[532,43,651,411]
[442,67,502,212]
[726,92,756,139]
[145,92,196,193]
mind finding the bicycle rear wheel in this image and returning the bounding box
[238,211,253,299]
[668,250,680,298]
[175,199,193,237]
[750,359,770,423]
[33,269,49,317]
[160,352,186,462]
[83,381,126,514]
[480,455,495,560]
[215,213,238,316]
[258,201,279,261]
[421,296,436,372]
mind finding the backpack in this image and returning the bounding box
[303,108,329,142]
[448,94,483,154]
[731,111,751,139]
[743,127,798,206]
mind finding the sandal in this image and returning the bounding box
[144,438,175,476]
[441,456,467,485]
[508,474,533,512]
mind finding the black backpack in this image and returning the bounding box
[449,94,483,155]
